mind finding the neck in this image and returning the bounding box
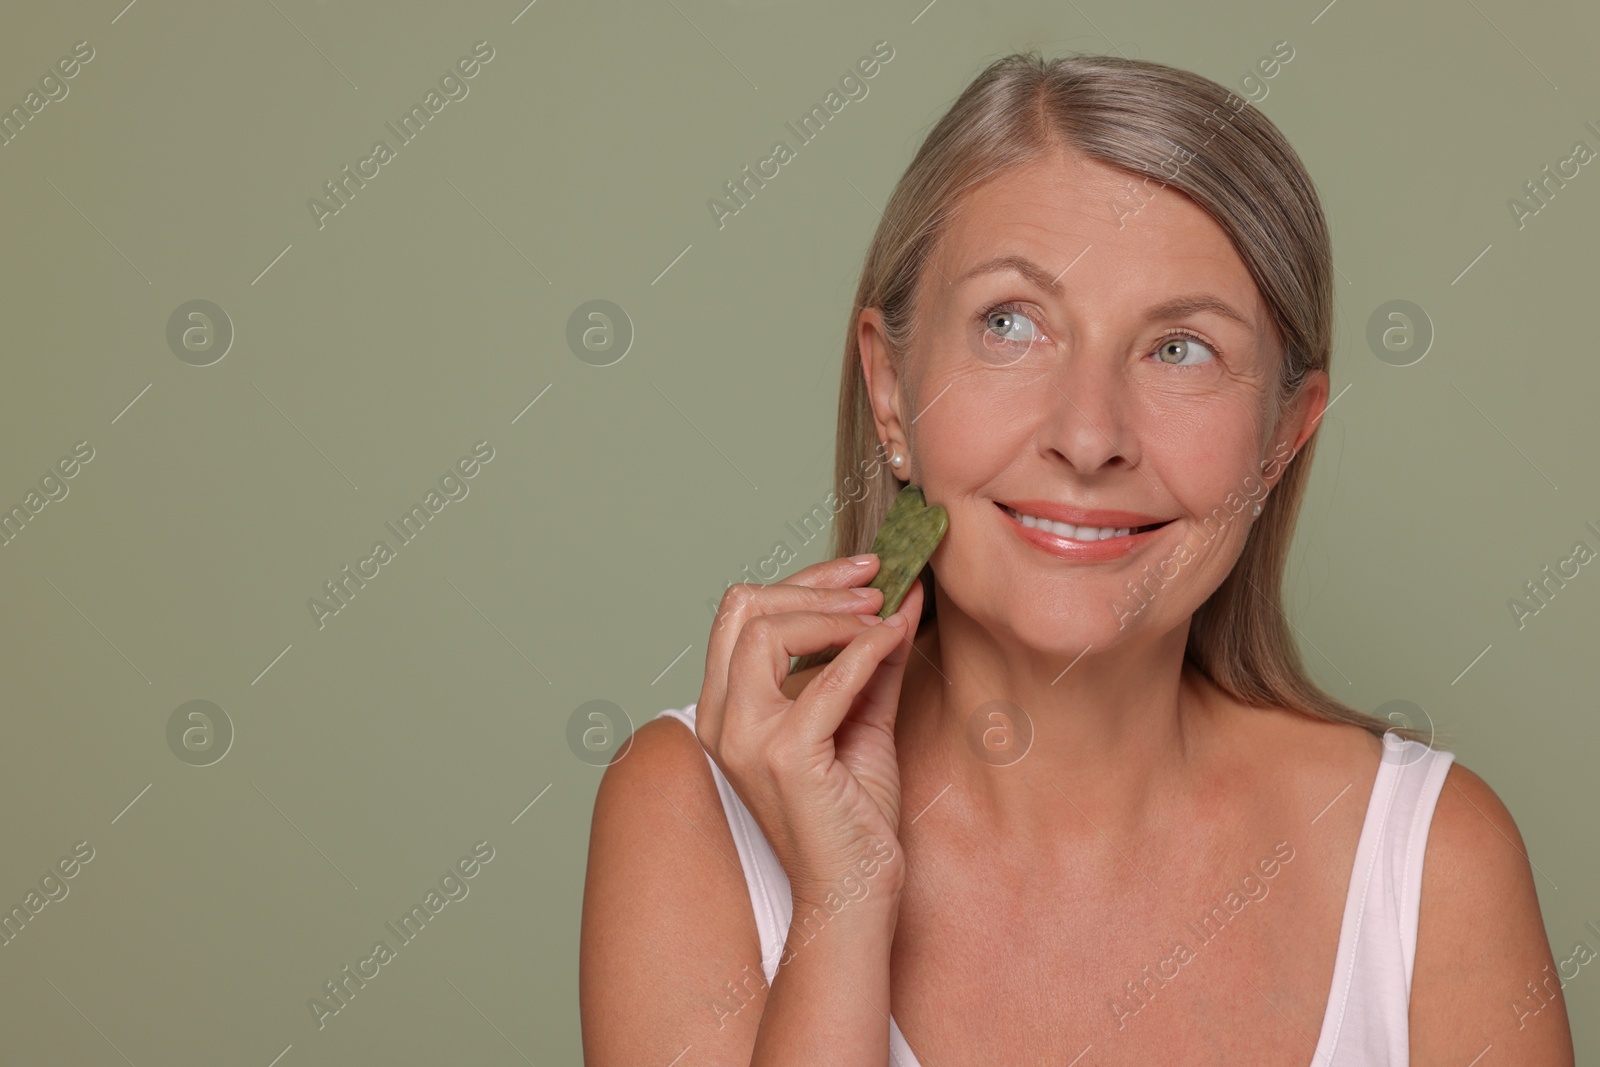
[898,601,1220,851]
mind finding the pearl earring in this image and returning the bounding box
[1252,502,1262,517]
[890,453,904,468]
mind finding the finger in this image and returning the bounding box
[847,578,924,737]
[710,577,883,648]
[788,611,917,748]
[720,610,887,740]
[776,552,881,590]
[699,571,883,738]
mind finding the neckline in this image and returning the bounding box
[886,738,1408,1067]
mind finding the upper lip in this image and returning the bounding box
[997,499,1173,529]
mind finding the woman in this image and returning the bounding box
[581,52,1574,1065]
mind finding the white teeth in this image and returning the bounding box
[1004,505,1134,541]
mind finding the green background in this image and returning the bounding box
[1,0,1595,1062]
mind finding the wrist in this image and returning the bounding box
[784,887,900,965]
[787,884,903,927]
[787,836,905,912]
[789,880,902,920]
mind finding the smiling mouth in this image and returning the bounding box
[998,502,1175,542]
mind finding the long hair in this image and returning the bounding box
[790,51,1432,746]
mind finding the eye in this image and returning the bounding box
[985,303,1040,344]
[1151,331,1218,369]
[972,301,1046,366]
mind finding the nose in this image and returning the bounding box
[1034,341,1137,474]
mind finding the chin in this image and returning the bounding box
[960,585,1135,651]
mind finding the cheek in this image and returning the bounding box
[911,385,1034,578]
[1136,395,1265,505]
[911,369,1039,482]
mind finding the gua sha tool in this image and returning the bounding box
[866,484,949,618]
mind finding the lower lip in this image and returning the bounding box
[997,503,1169,561]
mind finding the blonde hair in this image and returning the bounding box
[791,51,1433,746]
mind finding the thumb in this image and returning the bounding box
[845,577,925,736]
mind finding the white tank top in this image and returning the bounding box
[654,702,1456,1066]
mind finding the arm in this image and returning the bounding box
[580,717,770,1065]
[750,887,900,1067]
[1409,762,1575,1065]
[580,715,901,1067]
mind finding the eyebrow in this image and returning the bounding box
[956,254,1257,332]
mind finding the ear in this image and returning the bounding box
[858,307,911,481]
[1266,368,1329,486]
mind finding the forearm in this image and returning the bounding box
[749,893,901,1067]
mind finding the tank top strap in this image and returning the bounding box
[1313,733,1456,1064]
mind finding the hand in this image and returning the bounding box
[695,555,925,908]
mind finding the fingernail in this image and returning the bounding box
[862,614,885,625]
[850,587,877,599]
[849,553,877,565]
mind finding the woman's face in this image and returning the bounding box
[862,148,1326,653]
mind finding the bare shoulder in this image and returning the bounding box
[1267,708,1386,776]
[580,714,767,1065]
[1210,686,1572,1061]
[1409,760,1574,1064]
[1202,683,1385,809]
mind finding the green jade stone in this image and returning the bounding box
[866,484,949,618]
